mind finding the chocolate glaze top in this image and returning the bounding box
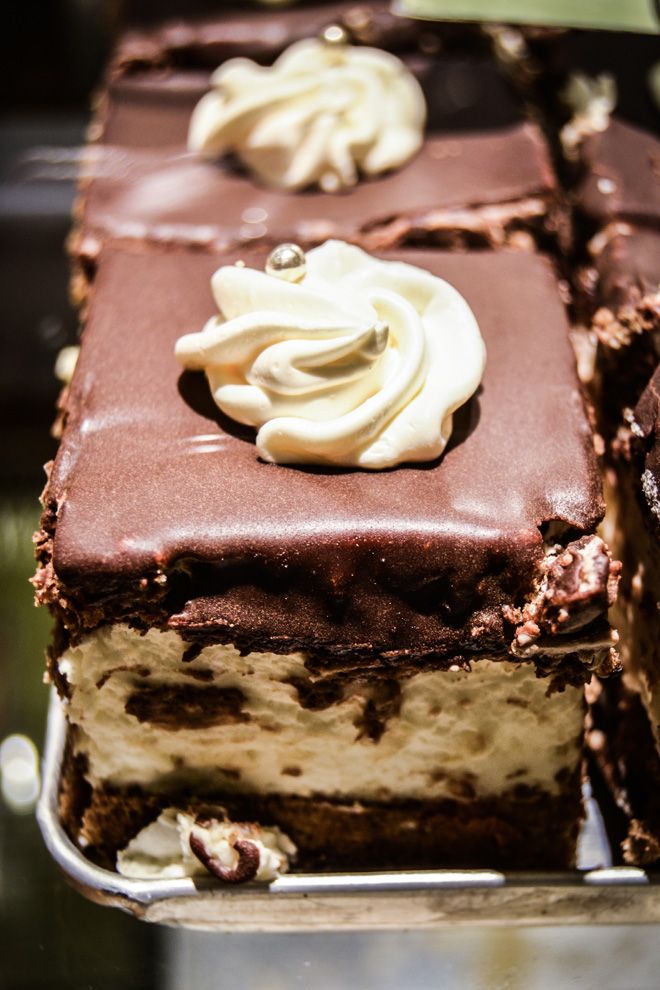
[97,70,211,149]
[99,55,524,150]
[45,244,603,659]
[83,52,555,260]
[111,1,461,75]
[576,119,660,227]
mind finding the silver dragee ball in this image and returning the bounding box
[265,243,307,282]
[320,24,350,46]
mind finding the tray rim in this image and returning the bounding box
[37,690,659,929]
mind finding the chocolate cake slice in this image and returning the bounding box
[555,64,660,424]
[72,12,561,297]
[578,224,660,438]
[95,0,458,150]
[575,124,660,412]
[34,241,620,875]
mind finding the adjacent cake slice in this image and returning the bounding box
[589,366,660,865]
[72,17,561,299]
[34,240,620,876]
[94,0,454,148]
[552,48,660,427]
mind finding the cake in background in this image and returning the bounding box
[531,28,660,865]
[588,366,660,865]
[517,27,660,436]
[71,2,563,305]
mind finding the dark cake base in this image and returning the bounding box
[59,740,583,874]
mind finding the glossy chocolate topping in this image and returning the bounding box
[593,226,660,316]
[78,123,556,260]
[576,119,660,227]
[536,29,660,134]
[45,244,603,659]
[99,56,524,150]
[97,70,211,148]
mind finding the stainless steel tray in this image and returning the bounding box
[37,691,660,930]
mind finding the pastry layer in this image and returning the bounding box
[605,369,660,751]
[74,123,556,266]
[58,625,586,802]
[589,225,660,361]
[35,244,610,666]
[63,770,584,872]
[79,44,559,268]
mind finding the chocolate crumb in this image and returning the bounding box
[182,642,204,664]
[189,827,260,884]
[125,684,249,729]
[507,535,620,652]
[183,667,214,682]
[352,678,402,742]
[220,767,241,781]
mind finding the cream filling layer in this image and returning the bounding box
[58,625,584,802]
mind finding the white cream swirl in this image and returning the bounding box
[175,241,486,470]
[117,808,296,882]
[188,38,426,192]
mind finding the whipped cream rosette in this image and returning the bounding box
[175,241,486,470]
[188,37,426,192]
[117,808,296,882]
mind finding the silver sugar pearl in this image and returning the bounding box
[320,24,349,46]
[265,243,307,282]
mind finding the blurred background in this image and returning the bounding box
[1,3,660,988]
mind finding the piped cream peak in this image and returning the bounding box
[188,35,426,192]
[175,241,486,470]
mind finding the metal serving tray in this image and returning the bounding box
[37,692,660,931]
